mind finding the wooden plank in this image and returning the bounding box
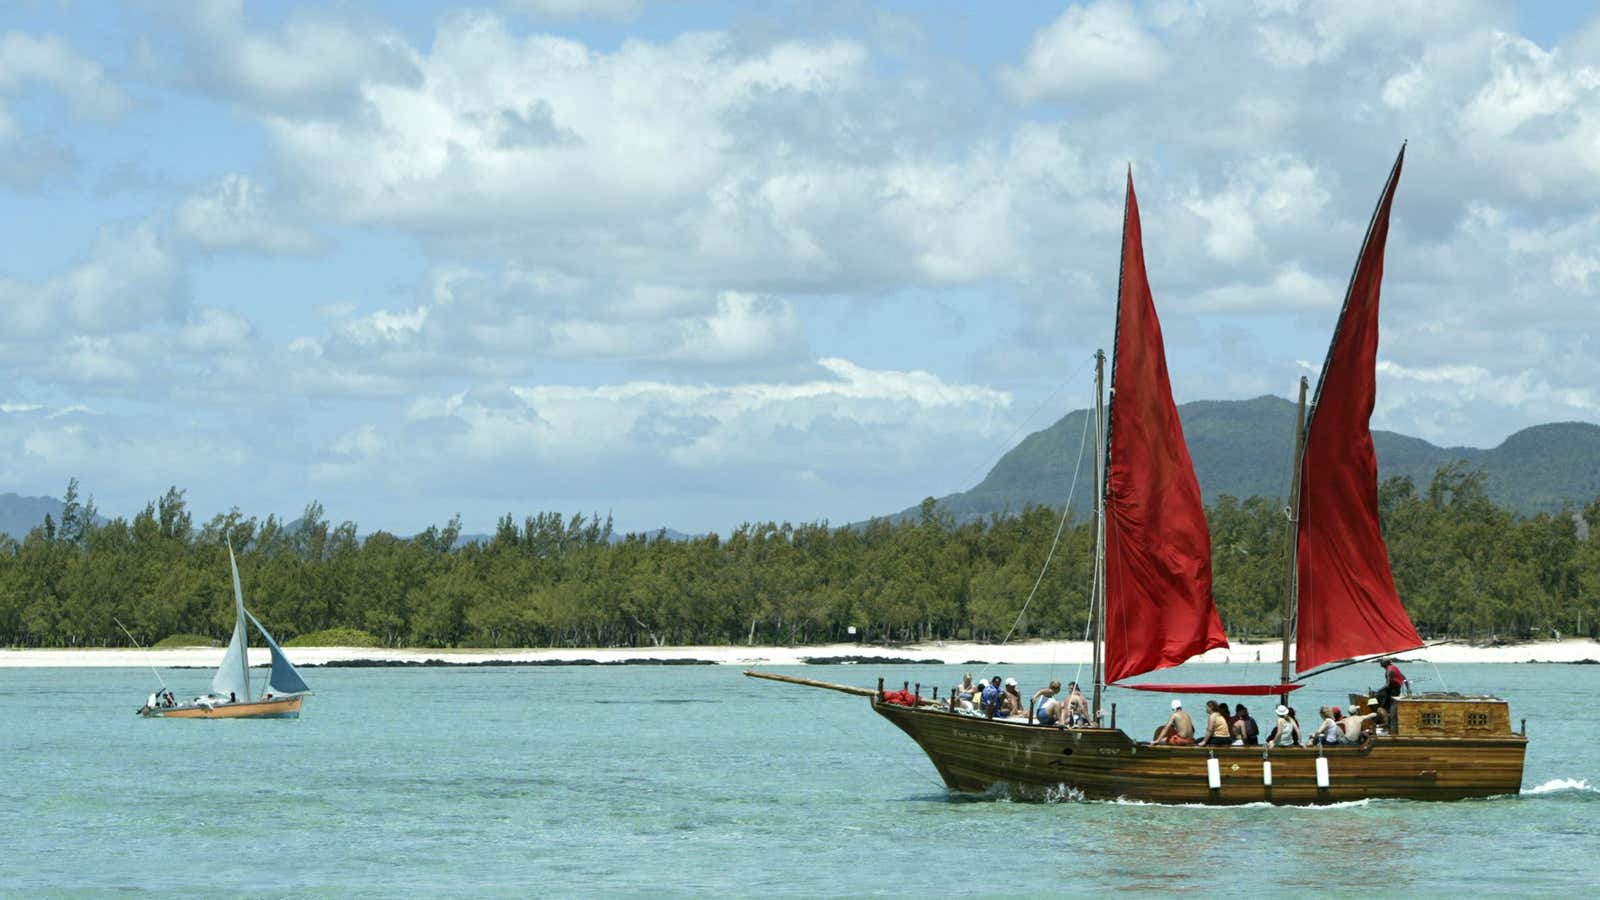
[743,669,877,697]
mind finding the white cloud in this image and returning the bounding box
[0,222,187,339]
[0,30,129,120]
[506,0,643,20]
[176,174,325,255]
[158,0,419,113]
[12,3,1600,534]
[386,358,1014,493]
[1000,1,1169,101]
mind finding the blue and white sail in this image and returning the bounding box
[244,607,310,696]
[210,544,252,701]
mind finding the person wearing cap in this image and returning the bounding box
[1376,658,1408,710]
[1030,680,1062,725]
[1001,677,1025,717]
[980,676,1004,718]
[1266,704,1300,747]
[1340,704,1378,743]
[1153,699,1196,744]
[1366,697,1390,733]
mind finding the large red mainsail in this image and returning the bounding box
[1103,173,1228,684]
[1295,146,1424,674]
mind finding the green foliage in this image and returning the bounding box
[2,472,1597,650]
[152,633,216,648]
[284,627,382,648]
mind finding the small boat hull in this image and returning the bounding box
[873,700,1526,804]
[141,696,305,720]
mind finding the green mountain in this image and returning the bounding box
[895,396,1600,523]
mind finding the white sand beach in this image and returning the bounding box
[2,638,1596,668]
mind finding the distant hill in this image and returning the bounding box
[888,396,1600,524]
[0,493,69,542]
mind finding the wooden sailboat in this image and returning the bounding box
[750,147,1527,803]
[138,544,311,719]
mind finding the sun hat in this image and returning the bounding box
[1275,704,1289,717]
[1367,698,1379,707]
[1171,699,1183,710]
[1005,677,1017,687]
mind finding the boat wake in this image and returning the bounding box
[1097,797,1373,810]
[1522,778,1598,798]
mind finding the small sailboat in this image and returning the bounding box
[139,544,311,719]
[750,146,1528,803]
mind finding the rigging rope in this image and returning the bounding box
[999,391,1094,647]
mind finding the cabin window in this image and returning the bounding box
[1420,712,1443,727]
[1466,712,1490,728]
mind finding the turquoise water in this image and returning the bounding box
[2,661,1596,896]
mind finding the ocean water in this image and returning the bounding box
[2,660,1596,896]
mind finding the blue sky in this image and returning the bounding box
[3,0,1600,536]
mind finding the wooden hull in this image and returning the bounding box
[872,700,1525,804]
[142,696,305,719]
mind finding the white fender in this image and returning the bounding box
[1262,760,1273,787]
[1315,756,1330,788]
[1206,756,1221,790]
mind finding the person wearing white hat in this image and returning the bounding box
[1267,704,1300,747]
[1153,698,1196,744]
[1001,677,1024,717]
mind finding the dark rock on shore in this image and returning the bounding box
[303,657,718,668]
[802,655,940,665]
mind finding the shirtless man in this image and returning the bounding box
[1153,699,1196,744]
[1340,706,1377,743]
[1064,682,1090,726]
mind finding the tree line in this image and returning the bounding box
[2,465,1597,649]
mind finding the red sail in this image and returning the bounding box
[1103,173,1228,684]
[1295,146,1424,674]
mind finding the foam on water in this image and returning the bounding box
[1524,778,1597,796]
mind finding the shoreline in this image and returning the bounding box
[2,638,1596,668]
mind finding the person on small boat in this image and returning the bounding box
[1376,658,1408,710]
[1266,704,1300,747]
[980,676,1004,718]
[1154,699,1196,744]
[954,673,977,709]
[1366,698,1390,734]
[1030,680,1062,725]
[1232,704,1260,745]
[1001,678,1025,717]
[1198,701,1231,746]
[1339,706,1376,743]
[1064,682,1089,726]
[1313,706,1344,745]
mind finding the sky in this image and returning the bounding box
[2,0,1599,537]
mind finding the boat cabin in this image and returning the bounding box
[1389,694,1515,737]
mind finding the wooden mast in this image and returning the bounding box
[1090,349,1108,722]
[1278,376,1309,701]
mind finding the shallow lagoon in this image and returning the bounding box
[2,662,1595,896]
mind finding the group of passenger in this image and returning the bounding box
[1310,699,1388,744]
[1153,699,1264,745]
[1152,695,1391,747]
[950,673,1090,726]
[143,690,177,710]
